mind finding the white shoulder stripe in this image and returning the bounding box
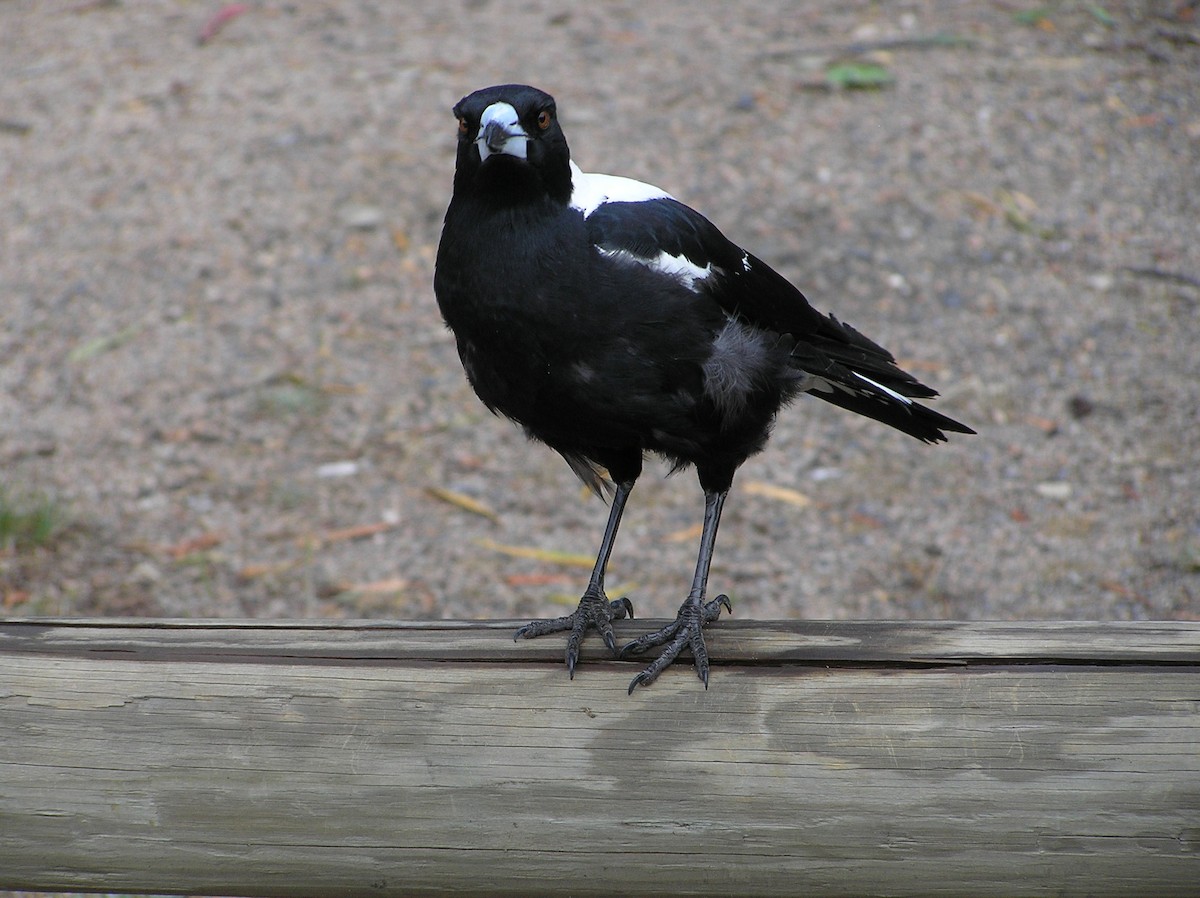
[569,161,673,218]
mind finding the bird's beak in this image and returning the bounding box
[476,102,528,162]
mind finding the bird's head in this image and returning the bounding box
[451,84,573,205]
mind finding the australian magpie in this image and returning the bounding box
[434,84,974,693]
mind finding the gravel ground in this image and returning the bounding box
[2,0,1198,628]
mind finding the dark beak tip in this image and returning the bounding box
[481,122,508,152]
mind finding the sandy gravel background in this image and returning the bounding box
[2,1,1198,630]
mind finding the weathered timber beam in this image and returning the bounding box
[1,619,1198,898]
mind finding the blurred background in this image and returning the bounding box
[2,0,1198,627]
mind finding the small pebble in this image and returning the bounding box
[1035,481,1072,500]
[317,460,360,478]
[339,205,385,230]
[810,467,843,482]
[1066,395,1095,420]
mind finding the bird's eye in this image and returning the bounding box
[457,117,468,136]
[536,109,552,131]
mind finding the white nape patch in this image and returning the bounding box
[569,161,672,217]
[741,252,752,273]
[597,246,716,291]
[853,372,913,405]
[477,102,527,161]
[702,318,775,417]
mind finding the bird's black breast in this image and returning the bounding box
[435,200,559,421]
[434,196,739,461]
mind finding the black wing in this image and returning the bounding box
[585,198,920,387]
[584,196,974,442]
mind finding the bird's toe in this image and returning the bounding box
[624,594,728,692]
[516,588,634,676]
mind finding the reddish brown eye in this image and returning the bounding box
[457,117,468,135]
[536,110,552,130]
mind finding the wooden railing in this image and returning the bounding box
[2,619,1198,896]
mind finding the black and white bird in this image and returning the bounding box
[434,84,973,692]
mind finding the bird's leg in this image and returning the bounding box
[514,480,635,677]
[621,488,732,693]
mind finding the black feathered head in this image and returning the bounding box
[451,84,573,204]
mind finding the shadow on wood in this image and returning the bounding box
[2,619,1198,897]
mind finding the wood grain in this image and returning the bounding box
[2,619,1198,897]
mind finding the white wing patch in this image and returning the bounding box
[597,247,717,291]
[569,161,672,217]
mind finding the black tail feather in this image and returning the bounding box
[788,326,974,442]
[806,378,975,443]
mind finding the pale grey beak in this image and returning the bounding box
[476,102,528,161]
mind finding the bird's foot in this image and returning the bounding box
[514,589,634,678]
[619,594,732,693]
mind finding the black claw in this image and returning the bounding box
[600,627,617,655]
[617,639,637,659]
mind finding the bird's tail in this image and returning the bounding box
[788,318,976,443]
[805,373,975,443]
